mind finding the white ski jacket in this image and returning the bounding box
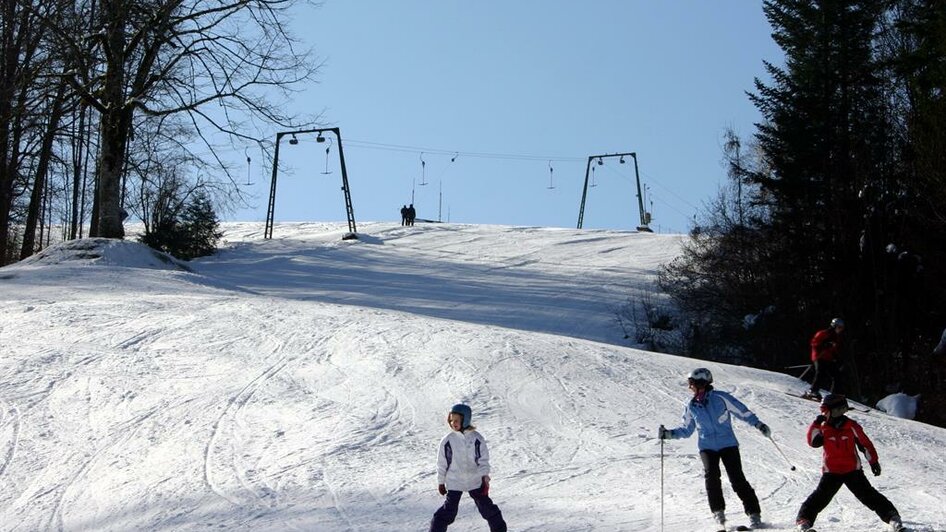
[436,429,492,492]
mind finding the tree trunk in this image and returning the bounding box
[21,82,68,259]
[92,0,129,239]
[0,0,18,261]
[93,105,129,239]
[70,106,87,240]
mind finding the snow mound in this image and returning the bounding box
[14,237,191,271]
[876,392,920,419]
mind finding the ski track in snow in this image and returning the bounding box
[1,222,944,531]
[0,402,21,479]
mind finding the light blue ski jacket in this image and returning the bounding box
[667,388,762,451]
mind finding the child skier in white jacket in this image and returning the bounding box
[429,404,507,532]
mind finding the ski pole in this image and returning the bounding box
[768,435,797,471]
[798,363,813,382]
[660,435,665,532]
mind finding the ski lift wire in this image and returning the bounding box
[435,152,460,181]
[640,170,700,211]
[344,138,584,162]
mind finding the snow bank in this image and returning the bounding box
[876,393,920,420]
[14,237,190,271]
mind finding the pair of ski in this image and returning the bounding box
[796,528,911,532]
[787,391,870,412]
[714,521,914,531]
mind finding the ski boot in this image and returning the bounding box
[795,518,814,531]
[888,514,905,531]
[713,510,726,532]
[749,512,763,529]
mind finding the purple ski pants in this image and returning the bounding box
[429,486,506,532]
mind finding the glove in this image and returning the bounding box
[658,425,671,440]
[814,415,826,425]
[438,484,447,495]
[481,475,490,496]
[870,462,882,476]
[757,422,771,438]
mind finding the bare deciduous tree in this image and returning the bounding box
[0,0,50,262]
[49,0,319,238]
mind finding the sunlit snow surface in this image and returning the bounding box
[1,222,943,531]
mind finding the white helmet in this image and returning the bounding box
[688,367,713,385]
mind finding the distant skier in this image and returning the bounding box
[658,368,769,532]
[400,205,409,226]
[794,394,904,532]
[407,204,416,226]
[805,318,845,400]
[429,404,507,532]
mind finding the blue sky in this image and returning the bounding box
[230,1,782,234]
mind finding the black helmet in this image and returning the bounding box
[830,317,845,328]
[821,394,850,416]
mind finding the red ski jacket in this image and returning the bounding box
[810,327,842,362]
[807,416,879,474]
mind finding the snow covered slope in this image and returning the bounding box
[0,222,943,531]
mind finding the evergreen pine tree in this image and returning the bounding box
[661,0,946,425]
[179,191,223,260]
[662,0,893,368]
[139,190,221,261]
[744,1,890,356]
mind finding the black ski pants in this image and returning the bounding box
[429,486,506,532]
[797,469,899,526]
[810,359,842,394]
[700,446,761,516]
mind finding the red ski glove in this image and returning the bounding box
[481,476,490,496]
[438,484,447,495]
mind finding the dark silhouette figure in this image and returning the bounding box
[407,204,416,226]
[400,205,408,226]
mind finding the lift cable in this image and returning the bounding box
[344,139,584,163]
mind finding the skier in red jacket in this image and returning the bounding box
[805,318,845,400]
[794,394,904,532]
